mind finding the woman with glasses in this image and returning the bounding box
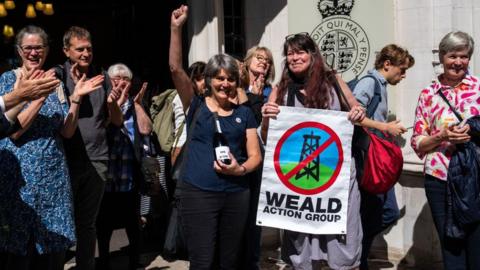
[239,46,275,124]
[237,45,276,269]
[95,63,151,270]
[261,33,367,270]
[0,25,104,270]
[170,5,262,269]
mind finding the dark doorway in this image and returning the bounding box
[0,0,187,94]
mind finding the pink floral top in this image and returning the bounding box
[411,75,480,181]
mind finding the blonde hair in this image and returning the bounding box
[240,46,275,88]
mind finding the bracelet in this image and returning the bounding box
[70,96,81,105]
[240,165,247,176]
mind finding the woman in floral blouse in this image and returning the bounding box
[0,26,104,270]
[411,31,480,269]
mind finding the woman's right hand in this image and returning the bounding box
[437,124,471,144]
[262,101,280,119]
[251,74,265,95]
[171,5,188,28]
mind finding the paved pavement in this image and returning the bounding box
[63,228,441,270]
[63,228,290,270]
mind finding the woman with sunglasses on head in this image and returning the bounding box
[170,5,262,269]
[260,32,380,270]
[0,25,104,270]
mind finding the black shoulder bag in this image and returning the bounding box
[162,98,201,262]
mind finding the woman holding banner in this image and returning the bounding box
[261,33,367,270]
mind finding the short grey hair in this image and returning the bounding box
[438,31,475,61]
[15,25,48,47]
[107,63,133,80]
[204,54,239,93]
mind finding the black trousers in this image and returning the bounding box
[178,181,250,270]
[96,191,140,268]
[240,169,263,270]
[0,238,65,270]
[425,174,480,270]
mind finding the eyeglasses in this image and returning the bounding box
[285,32,310,41]
[254,54,270,63]
[18,45,46,54]
[111,76,131,82]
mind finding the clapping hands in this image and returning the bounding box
[108,79,129,105]
[251,74,265,95]
[14,69,60,101]
[72,74,104,101]
[133,82,148,105]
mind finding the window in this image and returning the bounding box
[223,0,245,58]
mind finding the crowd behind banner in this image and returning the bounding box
[0,3,479,270]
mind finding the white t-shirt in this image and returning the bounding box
[0,96,5,113]
[172,94,187,147]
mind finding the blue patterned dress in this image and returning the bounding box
[0,70,75,255]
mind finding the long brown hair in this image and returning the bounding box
[276,33,335,109]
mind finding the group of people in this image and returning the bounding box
[0,25,150,270]
[0,4,479,270]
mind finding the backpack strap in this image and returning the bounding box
[361,75,382,118]
[53,64,66,82]
[172,119,185,150]
[331,75,351,112]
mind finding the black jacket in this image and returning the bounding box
[446,115,480,239]
[0,113,19,139]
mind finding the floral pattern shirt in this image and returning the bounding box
[0,70,75,255]
[411,75,480,181]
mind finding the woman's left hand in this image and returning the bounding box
[213,153,244,176]
[348,105,366,122]
[134,82,148,105]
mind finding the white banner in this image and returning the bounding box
[257,106,353,234]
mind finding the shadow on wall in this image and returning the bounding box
[370,203,442,270]
[367,174,444,270]
[186,0,288,56]
[244,0,288,49]
[398,203,443,269]
[0,150,73,268]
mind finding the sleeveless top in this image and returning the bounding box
[284,87,342,111]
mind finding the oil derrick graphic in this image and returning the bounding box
[296,131,321,181]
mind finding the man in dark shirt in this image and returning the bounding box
[58,26,122,270]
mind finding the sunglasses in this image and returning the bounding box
[285,32,310,41]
